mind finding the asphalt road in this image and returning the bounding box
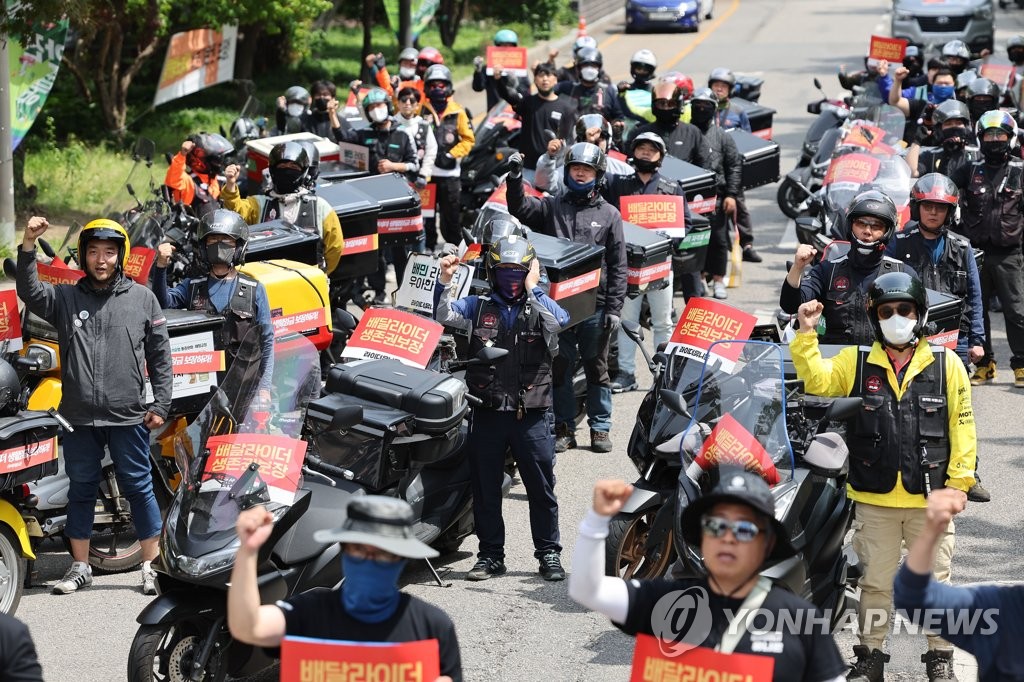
[15,1,1024,680]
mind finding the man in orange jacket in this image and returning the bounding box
[164,133,233,219]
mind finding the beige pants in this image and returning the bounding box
[852,502,956,651]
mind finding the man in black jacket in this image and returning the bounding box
[499,62,576,169]
[0,613,42,681]
[627,78,707,170]
[506,143,628,454]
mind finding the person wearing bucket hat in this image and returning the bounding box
[228,496,462,681]
[568,474,845,681]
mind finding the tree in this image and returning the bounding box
[436,0,470,48]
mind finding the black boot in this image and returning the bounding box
[847,645,888,682]
[922,649,958,681]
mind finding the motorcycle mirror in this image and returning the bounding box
[37,238,56,259]
[813,77,822,91]
[822,396,863,422]
[333,308,358,333]
[621,319,644,342]
[659,389,688,417]
[2,258,15,279]
[475,346,509,364]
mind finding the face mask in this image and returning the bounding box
[494,267,528,301]
[399,65,416,79]
[879,314,917,347]
[980,139,1010,164]
[632,157,660,173]
[564,171,597,202]
[848,238,884,270]
[340,554,407,623]
[286,102,305,118]
[427,90,448,108]
[580,66,600,83]
[941,125,968,151]
[653,107,679,125]
[312,98,329,112]
[1010,50,1024,66]
[690,105,715,127]
[205,242,235,267]
[368,106,389,123]
[931,85,955,103]
[270,167,305,195]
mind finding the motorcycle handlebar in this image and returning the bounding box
[306,454,354,481]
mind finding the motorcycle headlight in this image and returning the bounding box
[773,484,799,522]
[175,542,240,578]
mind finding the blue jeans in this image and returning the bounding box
[62,424,163,541]
[617,274,674,379]
[554,310,613,433]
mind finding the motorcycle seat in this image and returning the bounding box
[273,479,364,566]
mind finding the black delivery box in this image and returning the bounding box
[659,155,718,215]
[528,231,605,328]
[316,180,382,279]
[926,288,964,347]
[317,160,369,183]
[245,220,321,266]
[344,173,424,247]
[161,308,229,416]
[622,221,672,297]
[730,97,777,138]
[728,128,781,191]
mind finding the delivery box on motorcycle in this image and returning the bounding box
[730,97,776,139]
[623,222,672,297]
[245,219,321,265]
[343,173,424,247]
[237,259,332,351]
[926,288,964,349]
[245,133,342,186]
[0,412,61,490]
[157,309,228,416]
[316,181,382,279]
[728,128,782,191]
[528,231,606,328]
[658,156,718,215]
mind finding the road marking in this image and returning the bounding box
[663,0,742,71]
[598,33,621,51]
[778,219,798,249]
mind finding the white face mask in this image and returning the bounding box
[879,314,917,346]
[368,106,389,123]
[399,66,416,79]
[580,66,600,82]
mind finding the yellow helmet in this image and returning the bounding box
[78,218,131,270]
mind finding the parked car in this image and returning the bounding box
[891,0,994,54]
[625,0,714,33]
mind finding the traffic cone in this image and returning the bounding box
[727,218,742,288]
[578,17,587,36]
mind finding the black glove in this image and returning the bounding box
[507,152,524,178]
[913,122,933,146]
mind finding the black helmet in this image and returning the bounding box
[296,140,321,189]
[576,47,603,68]
[630,131,667,159]
[187,132,234,176]
[0,359,21,417]
[690,87,718,106]
[268,141,311,194]
[229,117,259,149]
[198,209,249,266]
[966,78,1000,120]
[1008,35,1024,62]
[845,190,898,245]
[708,67,736,88]
[563,142,607,184]
[481,217,526,246]
[931,99,971,126]
[269,141,310,170]
[679,468,796,563]
[424,64,454,97]
[574,113,612,143]
[867,271,930,345]
[910,173,959,228]
[485,234,536,289]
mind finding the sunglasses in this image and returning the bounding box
[876,302,916,320]
[701,515,763,542]
[398,96,420,104]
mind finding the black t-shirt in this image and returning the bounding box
[512,94,577,168]
[280,588,463,682]
[617,577,846,682]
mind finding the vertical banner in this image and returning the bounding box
[7,4,69,150]
[382,0,441,42]
[153,25,238,107]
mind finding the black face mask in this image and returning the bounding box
[632,157,660,173]
[690,104,715,127]
[969,99,996,123]
[1010,49,1024,66]
[206,242,235,267]
[653,107,679,125]
[270,167,305,194]
[980,139,1011,164]
[312,98,329,112]
[848,242,884,270]
[940,125,968,151]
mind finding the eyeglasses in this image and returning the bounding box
[343,543,401,563]
[852,217,886,230]
[876,302,916,320]
[701,515,763,542]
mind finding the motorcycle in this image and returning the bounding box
[657,340,860,623]
[460,102,521,228]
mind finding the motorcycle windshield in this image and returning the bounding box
[678,341,794,486]
[165,330,321,577]
[473,102,520,152]
[823,150,911,221]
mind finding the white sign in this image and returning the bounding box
[393,253,472,317]
[337,141,370,172]
[145,331,221,403]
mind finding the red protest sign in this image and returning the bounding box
[0,436,57,475]
[627,258,672,287]
[36,262,85,285]
[980,62,1015,89]
[124,246,156,284]
[341,307,444,368]
[486,46,528,76]
[378,214,424,235]
[666,297,758,369]
[0,290,23,350]
[694,412,780,484]
[869,35,907,63]
[203,433,306,505]
[170,349,225,374]
[842,124,896,154]
[549,268,601,300]
[343,233,379,256]
[272,308,328,338]
[689,194,717,215]
[415,182,437,218]
[620,195,687,238]
[484,181,541,208]
[608,149,628,163]
[630,634,774,682]
[281,637,440,682]
[823,153,881,186]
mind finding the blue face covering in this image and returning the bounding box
[340,554,407,623]
[564,170,597,203]
[493,267,527,301]
[931,85,955,103]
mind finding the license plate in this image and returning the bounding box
[648,11,678,20]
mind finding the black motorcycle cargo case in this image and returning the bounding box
[325,360,467,434]
[623,222,671,296]
[316,181,382,278]
[162,309,229,415]
[0,412,61,488]
[528,231,606,327]
[728,128,781,191]
[343,173,424,246]
[731,97,776,137]
[245,220,321,266]
[927,288,962,341]
[658,155,718,214]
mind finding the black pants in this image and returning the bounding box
[736,194,754,248]
[426,176,462,249]
[979,248,1024,368]
[468,408,560,560]
[705,207,731,278]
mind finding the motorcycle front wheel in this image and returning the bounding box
[128,620,224,682]
[0,527,26,614]
[776,178,809,220]
[605,509,675,580]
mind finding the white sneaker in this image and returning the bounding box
[712,281,728,300]
[53,561,93,594]
[141,561,157,595]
